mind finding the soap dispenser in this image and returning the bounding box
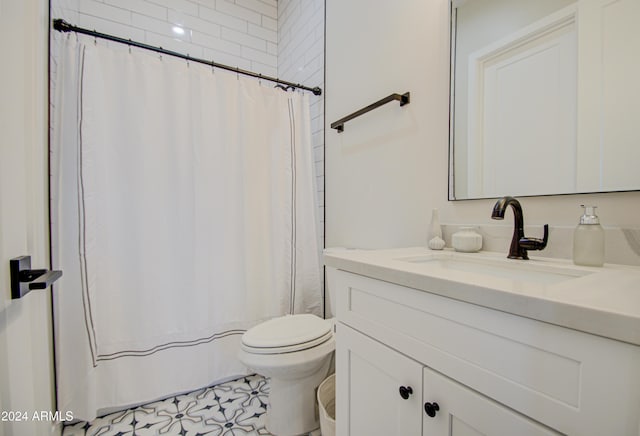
[573,205,604,267]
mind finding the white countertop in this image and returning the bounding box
[324,247,640,346]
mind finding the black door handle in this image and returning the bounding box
[10,256,63,299]
[28,270,63,290]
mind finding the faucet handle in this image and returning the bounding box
[519,224,549,251]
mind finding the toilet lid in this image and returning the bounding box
[242,314,332,353]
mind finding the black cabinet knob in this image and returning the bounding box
[398,386,413,400]
[424,402,440,417]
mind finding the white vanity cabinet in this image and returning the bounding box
[421,366,560,435]
[337,324,423,435]
[332,269,640,436]
[337,324,558,436]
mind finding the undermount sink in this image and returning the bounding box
[397,253,593,285]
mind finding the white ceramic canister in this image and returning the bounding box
[452,227,482,253]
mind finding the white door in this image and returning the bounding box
[466,6,578,198]
[576,0,640,192]
[422,367,561,436]
[0,1,56,435]
[336,324,423,436]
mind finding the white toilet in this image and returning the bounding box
[238,314,335,436]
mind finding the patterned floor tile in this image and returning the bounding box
[62,375,273,436]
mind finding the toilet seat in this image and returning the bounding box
[241,314,333,354]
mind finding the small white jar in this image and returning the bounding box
[452,227,483,253]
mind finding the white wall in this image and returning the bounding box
[326,0,450,249]
[325,0,640,265]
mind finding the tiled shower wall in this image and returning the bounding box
[51,0,326,245]
[52,0,279,75]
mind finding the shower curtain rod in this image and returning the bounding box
[52,19,322,96]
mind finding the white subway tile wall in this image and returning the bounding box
[51,0,326,245]
[52,0,280,76]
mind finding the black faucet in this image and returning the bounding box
[491,196,548,260]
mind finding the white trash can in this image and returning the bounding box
[317,374,335,436]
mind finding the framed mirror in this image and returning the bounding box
[449,0,640,200]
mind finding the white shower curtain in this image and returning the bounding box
[51,35,322,420]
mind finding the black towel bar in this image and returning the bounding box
[330,92,410,132]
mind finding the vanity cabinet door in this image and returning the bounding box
[336,323,423,436]
[422,367,561,436]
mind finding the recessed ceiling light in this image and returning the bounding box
[172,26,185,35]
